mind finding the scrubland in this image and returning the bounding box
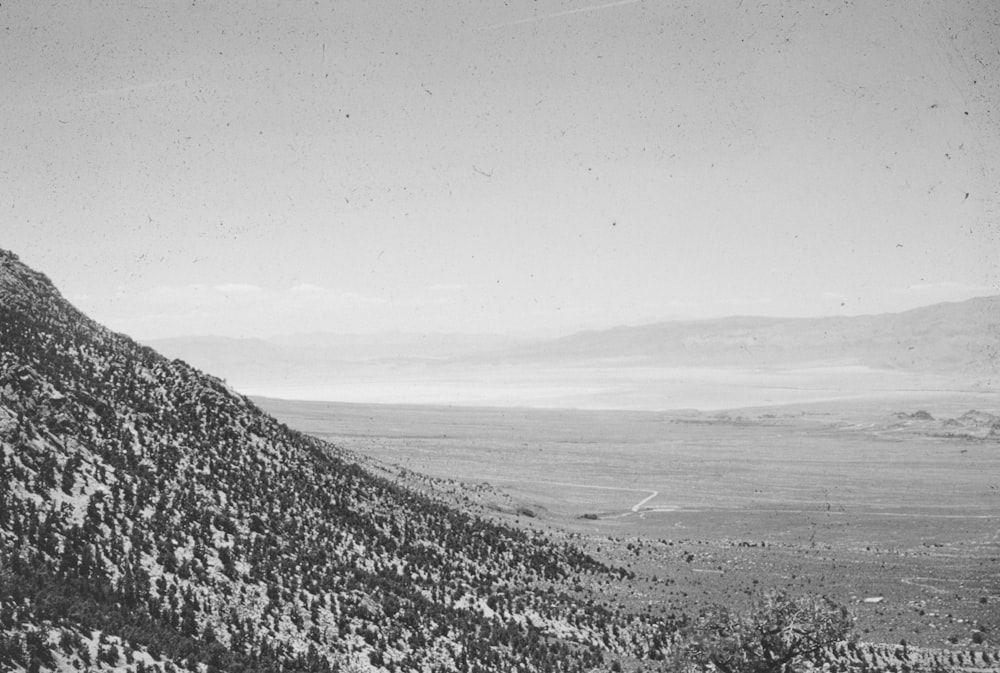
[259,394,1000,651]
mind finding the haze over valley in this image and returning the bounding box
[3,249,999,673]
[148,295,1000,411]
[4,0,1000,670]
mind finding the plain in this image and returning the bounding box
[257,393,1000,651]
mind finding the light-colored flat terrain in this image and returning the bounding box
[153,295,1000,411]
[242,363,990,411]
[257,392,1000,649]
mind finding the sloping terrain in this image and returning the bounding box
[2,248,996,673]
[0,248,676,672]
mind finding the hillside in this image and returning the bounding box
[4,248,998,673]
[0,248,676,672]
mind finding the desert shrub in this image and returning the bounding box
[673,590,853,673]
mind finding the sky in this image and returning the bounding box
[2,0,999,339]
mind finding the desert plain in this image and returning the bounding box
[154,301,999,654]
[256,387,999,652]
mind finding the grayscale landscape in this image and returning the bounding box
[150,295,999,410]
[155,294,1000,654]
[256,393,1000,650]
[4,0,999,672]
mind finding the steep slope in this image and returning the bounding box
[0,248,676,672]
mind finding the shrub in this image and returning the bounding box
[674,590,853,673]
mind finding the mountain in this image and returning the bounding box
[0,248,675,671]
[149,297,1000,376]
[491,297,1000,373]
[143,333,531,405]
[3,249,994,672]
[143,297,999,409]
[266,332,525,357]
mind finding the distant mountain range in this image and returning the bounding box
[145,296,1000,407]
[145,331,526,382]
[2,248,993,672]
[490,296,1000,372]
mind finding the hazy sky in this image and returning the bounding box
[3,0,998,339]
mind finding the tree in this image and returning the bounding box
[675,590,853,673]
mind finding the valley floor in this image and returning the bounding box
[257,392,1000,652]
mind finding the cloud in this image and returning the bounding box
[94,281,391,338]
[143,284,211,303]
[287,283,387,308]
[289,283,327,294]
[214,283,263,295]
[140,283,268,307]
[714,296,774,308]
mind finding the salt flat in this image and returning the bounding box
[241,363,987,411]
[151,295,1000,411]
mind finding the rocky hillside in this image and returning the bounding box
[0,248,678,672]
[3,248,996,673]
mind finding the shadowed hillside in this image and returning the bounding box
[0,249,677,671]
[2,249,995,673]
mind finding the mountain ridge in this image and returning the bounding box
[491,295,1000,371]
[143,294,1000,408]
[0,248,675,672]
[2,248,992,672]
